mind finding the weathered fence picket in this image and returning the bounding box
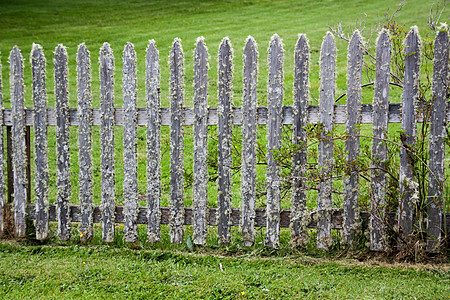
[427,26,449,252]
[146,40,161,243]
[241,36,258,247]
[371,29,391,251]
[398,27,421,246]
[170,38,185,244]
[10,46,27,238]
[123,42,138,243]
[31,44,49,240]
[0,58,3,234]
[265,34,283,248]
[343,31,363,245]
[2,28,449,252]
[77,43,94,242]
[217,37,233,245]
[291,34,310,247]
[317,32,336,249]
[100,42,115,242]
[55,44,71,241]
[193,37,209,245]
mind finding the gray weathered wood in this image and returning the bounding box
[0,55,4,234]
[77,43,94,242]
[26,204,450,233]
[217,37,233,245]
[317,32,336,249]
[343,31,363,245]
[123,42,138,243]
[31,44,49,240]
[55,45,71,241]
[427,26,449,252]
[10,46,27,238]
[265,34,283,248]
[241,36,258,247]
[0,102,437,127]
[371,29,391,251]
[193,37,209,245]
[169,38,185,244]
[291,34,310,247]
[398,27,421,247]
[100,42,116,242]
[146,40,161,243]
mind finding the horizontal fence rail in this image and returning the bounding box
[1,27,449,252]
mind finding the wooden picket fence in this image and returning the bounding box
[1,27,449,252]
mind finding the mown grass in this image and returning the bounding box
[0,0,444,209]
[0,237,449,299]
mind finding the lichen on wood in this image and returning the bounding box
[100,42,116,243]
[77,43,94,242]
[146,40,161,243]
[317,32,336,249]
[31,44,49,240]
[241,36,258,247]
[291,34,310,248]
[169,38,185,244]
[265,34,284,248]
[193,37,209,245]
[0,54,3,234]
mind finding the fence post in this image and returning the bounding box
[31,44,49,240]
[291,34,310,247]
[146,40,161,243]
[10,46,26,238]
[193,37,209,245]
[265,34,283,248]
[217,37,233,245]
[241,36,258,247]
[55,44,71,241]
[398,27,421,247]
[371,29,391,251]
[427,25,449,252]
[170,38,185,244]
[123,42,138,243]
[100,42,116,242]
[317,32,336,249]
[344,31,363,245]
[77,43,94,242]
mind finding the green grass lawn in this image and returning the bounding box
[0,239,448,299]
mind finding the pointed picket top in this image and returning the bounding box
[100,42,114,72]
[146,39,161,243]
[244,35,258,60]
[291,33,310,247]
[195,36,208,56]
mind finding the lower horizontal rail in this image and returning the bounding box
[26,205,450,231]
